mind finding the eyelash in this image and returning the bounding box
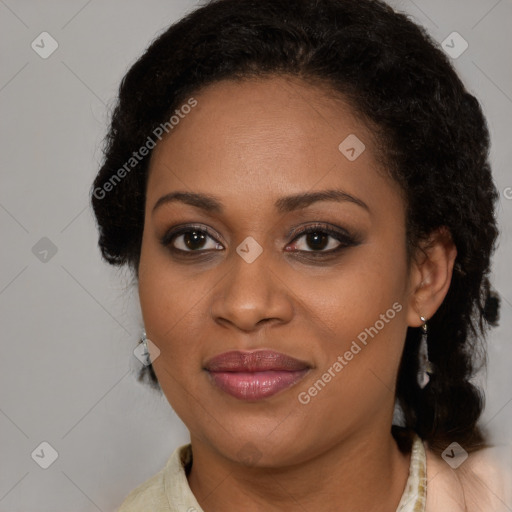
[160,223,358,258]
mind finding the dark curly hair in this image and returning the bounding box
[90,0,501,454]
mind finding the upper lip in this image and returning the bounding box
[204,350,311,372]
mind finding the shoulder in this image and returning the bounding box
[115,464,168,512]
[425,442,512,512]
[115,443,192,512]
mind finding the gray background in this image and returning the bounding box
[0,0,511,510]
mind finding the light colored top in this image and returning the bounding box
[397,434,427,512]
[116,434,511,512]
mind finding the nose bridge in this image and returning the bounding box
[210,242,292,330]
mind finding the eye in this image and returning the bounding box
[286,223,356,254]
[160,222,358,256]
[161,224,224,253]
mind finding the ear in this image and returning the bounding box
[406,226,457,328]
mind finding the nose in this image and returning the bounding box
[209,248,294,333]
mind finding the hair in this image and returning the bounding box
[90,0,501,454]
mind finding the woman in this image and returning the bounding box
[91,0,510,510]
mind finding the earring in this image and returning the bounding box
[417,316,434,389]
[140,330,151,366]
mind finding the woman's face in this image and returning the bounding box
[138,75,419,466]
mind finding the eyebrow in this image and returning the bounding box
[152,189,370,215]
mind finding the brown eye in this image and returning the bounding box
[161,225,224,253]
[293,231,337,251]
[287,224,357,254]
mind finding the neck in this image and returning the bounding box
[187,426,411,512]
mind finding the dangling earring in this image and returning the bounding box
[135,329,160,366]
[417,316,434,389]
[140,330,151,366]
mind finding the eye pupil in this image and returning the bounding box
[306,232,329,251]
[184,230,207,250]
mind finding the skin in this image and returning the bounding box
[138,75,457,511]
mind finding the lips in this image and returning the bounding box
[204,350,311,400]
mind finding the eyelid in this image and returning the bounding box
[289,222,354,241]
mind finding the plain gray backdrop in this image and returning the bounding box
[1,0,511,510]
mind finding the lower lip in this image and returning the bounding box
[207,370,309,400]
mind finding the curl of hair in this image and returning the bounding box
[91,0,501,453]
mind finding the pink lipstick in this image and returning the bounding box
[204,350,311,400]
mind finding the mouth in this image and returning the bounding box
[204,349,312,401]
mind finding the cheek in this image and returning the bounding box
[138,262,209,419]
[138,241,198,365]
[138,268,205,360]
[300,242,407,333]
[294,239,409,394]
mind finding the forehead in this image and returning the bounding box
[146,75,401,214]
